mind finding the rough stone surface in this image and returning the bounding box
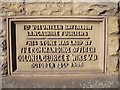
[108,35,119,56]
[25,2,72,16]
[72,2,118,16]
[0,17,7,76]
[1,0,24,2]
[1,56,7,75]
[0,38,6,55]
[108,17,119,34]
[108,56,119,73]
[1,17,6,37]
[2,2,25,16]
[2,2,118,16]
[24,0,72,2]
[108,17,119,57]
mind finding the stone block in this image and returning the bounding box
[2,2,25,16]
[25,2,72,15]
[72,2,117,16]
[1,56,7,75]
[1,0,24,2]
[25,0,72,2]
[0,17,6,37]
[107,56,119,74]
[108,17,119,34]
[108,35,119,56]
[107,17,119,56]
[25,3,47,15]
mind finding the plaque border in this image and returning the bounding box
[7,16,107,75]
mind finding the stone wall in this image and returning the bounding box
[1,1,120,75]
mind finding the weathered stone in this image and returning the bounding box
[0,37,7,75]
[107,17,119,56]
[0,56,7,75]
[108,56,119,74]
[72,2,117,16]
[0,38,6,55]
[25,3,47,15]
[1,57,7,75]
[108,35,119,56]
[1,17,6,37]
[2,2,25,16]
[108,17,119,34]
[25,0,72,2]
[107,18,119,57]
[0,29,6,37]
[0,18,2,36]
[1,0,24,2]
[25,2,72,15]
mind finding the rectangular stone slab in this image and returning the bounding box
[7,16,107,75]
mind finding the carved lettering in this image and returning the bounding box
[18,23,100,71]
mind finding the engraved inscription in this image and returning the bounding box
[16,24,99,70]
[8,17,106,74]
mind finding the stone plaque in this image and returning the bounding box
[7,16,107,75]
